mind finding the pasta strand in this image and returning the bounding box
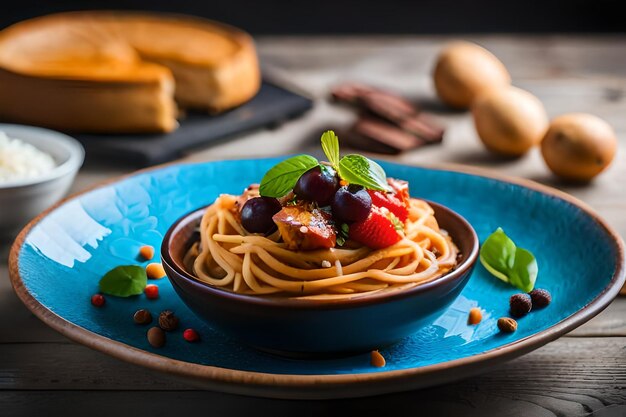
[183,195,459,299]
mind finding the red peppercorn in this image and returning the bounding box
[91,294,105,307]
[183,328,200,343]
[145,284,159,299]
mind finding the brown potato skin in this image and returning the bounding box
[472,86,548,157]
[541,113,617,181]
[433,41,511,109]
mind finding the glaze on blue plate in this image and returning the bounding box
[10,159,625,399]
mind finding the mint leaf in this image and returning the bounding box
[479,227,538,292]
[321,130,340,169]
[338,155,392,192]
[259,155,319,197]
[99,265,147,297]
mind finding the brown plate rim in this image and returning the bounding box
[8,160,626,399]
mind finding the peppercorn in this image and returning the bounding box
[91,294,105,307]
[497,317,518,333]
[147,327,165,348]
[133,309,152,325]
[158,310,179,331]
[509,293,532,317]
[529,288,552,308]
[145,284,159,299]
[468,307,482,325]
[183,328,200,343]
[370,350,386,368]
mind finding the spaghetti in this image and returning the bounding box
[183,192,459,300]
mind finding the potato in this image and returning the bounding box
[433,41,511,109]
[472,86,548,157]
[541,113,617,181]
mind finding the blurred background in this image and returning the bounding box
[1,0,624,33]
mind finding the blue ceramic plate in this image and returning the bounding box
[9,159,625,399]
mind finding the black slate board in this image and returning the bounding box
[74,81,313,167]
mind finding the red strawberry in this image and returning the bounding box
[387,178,410,207]
[349,206,403,249]
[367,188,409,222]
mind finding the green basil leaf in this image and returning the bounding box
[479,227,538,292]
[509,248,538,293]
[99,265,147,297]
[479,227,516,283]
[338,154,392,191]
[259,155,319,197]
[320,130,340,169]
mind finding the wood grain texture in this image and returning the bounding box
[0,393,623,417]
[1,34,626,412]
[0,337,623,392]
[0,338,624,416]
[568,299,626,337]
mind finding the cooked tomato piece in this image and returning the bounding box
[387,177,410,207]
[273,205,336,250]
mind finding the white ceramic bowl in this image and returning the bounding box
[0,124,84,239]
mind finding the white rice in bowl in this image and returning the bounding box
[0,131,56,184]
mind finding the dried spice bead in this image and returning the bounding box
[468,307,482,325]
[145,284,159,299]
[91,294,105,307]
[139,245,155,261]
[133,309,152,325]
[158,310,179,331]
[509,293,532,318]
[370,350,386,368]
[147,327,165,348]
[497,317,518,333]
[183,328,200,343]
[529,288,552,308]
[146,263,166,280]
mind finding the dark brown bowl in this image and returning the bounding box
[161,201,478,356]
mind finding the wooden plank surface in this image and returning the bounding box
[0,338,624,416]
[0,337,623,393]
[1,35,626,416]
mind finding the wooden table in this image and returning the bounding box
[1,36,625,416]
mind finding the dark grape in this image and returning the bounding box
[293,166,339,206]
[331,185,372,223]
[240,197,282,234]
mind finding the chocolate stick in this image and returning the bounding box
[330,82,445,150]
